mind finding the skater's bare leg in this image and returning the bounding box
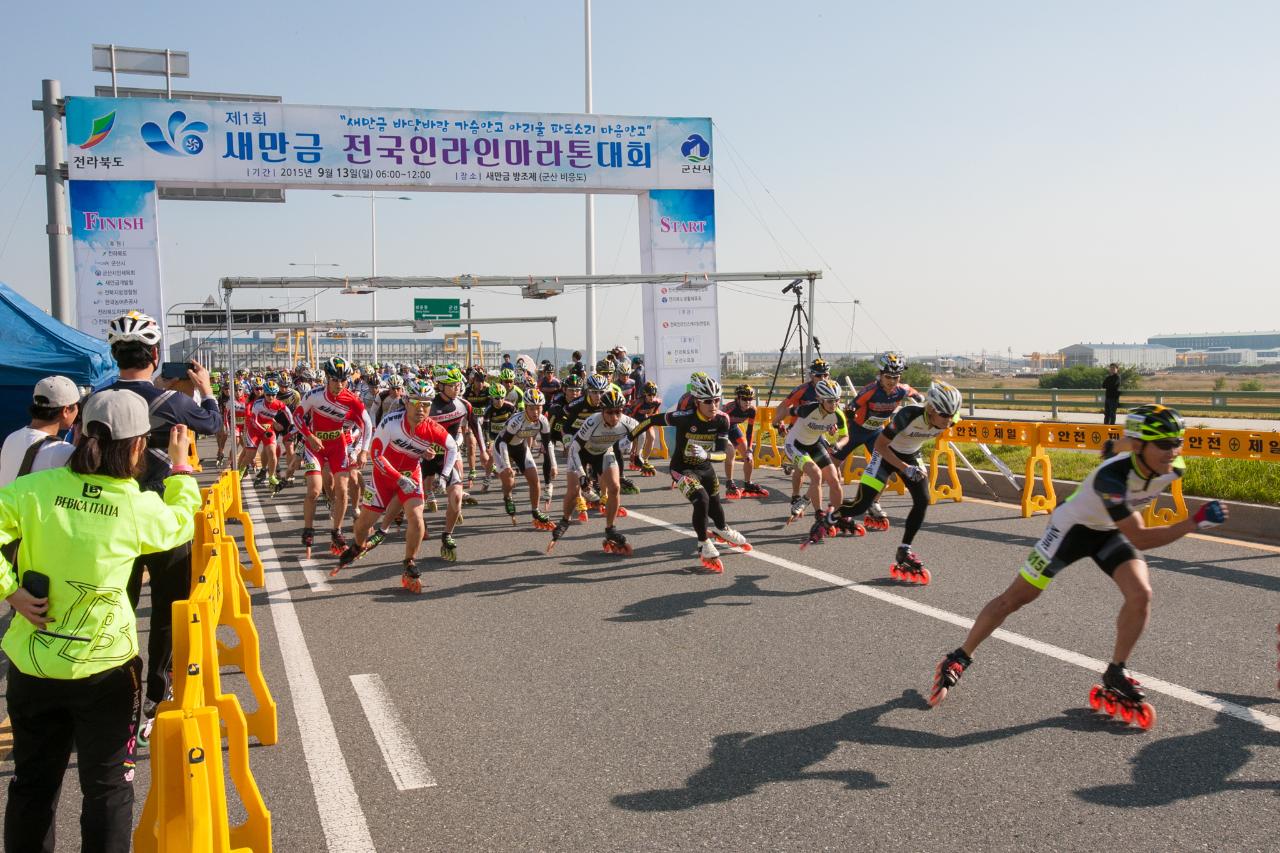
[1110,559,1153,664]
[960,577,1042,657]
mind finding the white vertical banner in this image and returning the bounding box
[639,189,719,410]
[69,180,165,341]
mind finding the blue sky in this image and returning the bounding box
[1,1,1277,358]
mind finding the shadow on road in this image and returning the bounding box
[612,689,1130,811]
[607,574,834,623]
[1075,692,1280,807]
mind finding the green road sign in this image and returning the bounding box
[414,298,461,322]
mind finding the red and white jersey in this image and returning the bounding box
[231,394,250,428]
[249,397,290,434]
[370,410,458,478]
[296,386,373,450]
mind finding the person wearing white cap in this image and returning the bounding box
[0,375,81,488]
[0,389,200,853]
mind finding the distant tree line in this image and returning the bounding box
[1037,365,1141,390]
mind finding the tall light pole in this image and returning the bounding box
[332,192,410,364]
[584,0,597,368]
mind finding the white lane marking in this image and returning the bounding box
[627,510,1280,734]
[243,488,377,852]
[350,674,438,791]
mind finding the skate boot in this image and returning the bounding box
[576,495,589,522]
[531,509,555,531]
[741,481,769,498]
[401,558,423,594]
[364,526,388,553]
[620,477,640,496]
[439,533,458,562]
[928,648,972,706]
[504,495,518,525]
[865,502,891,532]
[832,506,866,537]
[786,495,809,524]
[1089,663,1156,729]
[582,484,601,510]
[638,460,657,477]
[696,539,724,574]
[269,475,282,495]
[781,461,795,476]
[331,543,361,576]
[890,545,930,585]
[602,526,632,556]
[301,527,315,559]
[712,526,752,552]
[329,529,347,557]
[477,471,493,493]
[254,468,268,486]
[547,517,572,553]
[461,492,479,507]
[426,495,439,513]
[215,452,226,468]
[724,480,742,500]
[800,519,827,551]
[240,465,253,481]
[466,468,477,489]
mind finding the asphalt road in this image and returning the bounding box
[5,456,1280,851]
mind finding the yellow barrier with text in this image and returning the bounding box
[134,470,275,853]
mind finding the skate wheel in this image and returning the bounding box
[578,512,588,522]
[1118,702,1135,723]
[739,543,753,552]
[1088,685,1104,711]
[1135,703,1156,730]
[329,566,342,577]
[889,565,901,580]
[918,568,931,585]
[1102,693,1118,716]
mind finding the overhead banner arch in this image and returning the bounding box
[64,96,717,403]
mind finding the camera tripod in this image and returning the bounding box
[765,279,821,405]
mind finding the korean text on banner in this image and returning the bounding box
[70,180,165,340]
[65,98,713,194]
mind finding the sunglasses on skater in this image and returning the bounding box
[1151,438,1183,450]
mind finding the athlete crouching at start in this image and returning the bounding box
[629,374,750,574]
[334,382,457,592]
[927,405,1227,730]
[548,389,637,556]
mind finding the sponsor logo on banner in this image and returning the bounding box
[141,110,209,156]
[680,133,710,162]
[77,111,117,149]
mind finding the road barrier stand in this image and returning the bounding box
[188,440,203,473]
[842,448,906,495]
[752,406,785,468]
[134,470,275,853]
[649,425,671,460]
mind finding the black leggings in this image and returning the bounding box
[845,449,930,547]
[674,462,726,540]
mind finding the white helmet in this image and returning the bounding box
[689,374,722,401]
[107,311,162,346]
[411,380,437,403]
[814,378,842,401]
[387,374,405,389]
[926,382,962,418]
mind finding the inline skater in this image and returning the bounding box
[772,358,831,514]
[492,388,557,530]
[537,360,562,399]
[722,384,767,498]
[294,356,373,557]
[830,352,923,531]
[335,382,456,592]
[426,369,483,557]
[236,378,272,483]
[927,405,1228,730]
[551,373,610,519]
[629,375,750,573]
[272,380,303,493]
[548,389,638,555]
[834,382,963,583]
[628,380,662,477]
[372,374,407,426]
[480,381,517,493]
[781,378,847,547]
[464,367,493,485]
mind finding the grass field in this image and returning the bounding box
[944,441,1280,505]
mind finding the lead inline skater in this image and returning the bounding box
[927,405,1227,729]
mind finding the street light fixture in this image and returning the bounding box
[332,192,412,363]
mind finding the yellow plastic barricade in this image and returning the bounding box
[139,708,236,853]
[188,440,203,473]
[648,424,671,461]
[752,406,785,468]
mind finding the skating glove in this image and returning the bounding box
[902,464,925,483]
[1193,500,1226,529]
[684,443,710,464]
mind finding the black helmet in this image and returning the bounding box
[1124,404,1185,442]
[323,356,352,380]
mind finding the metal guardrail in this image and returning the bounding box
[958,388,1280,419]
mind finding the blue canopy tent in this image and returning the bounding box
[0,281,117,437]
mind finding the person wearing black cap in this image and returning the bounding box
[0,376,81,488]
[0,389,199,853]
